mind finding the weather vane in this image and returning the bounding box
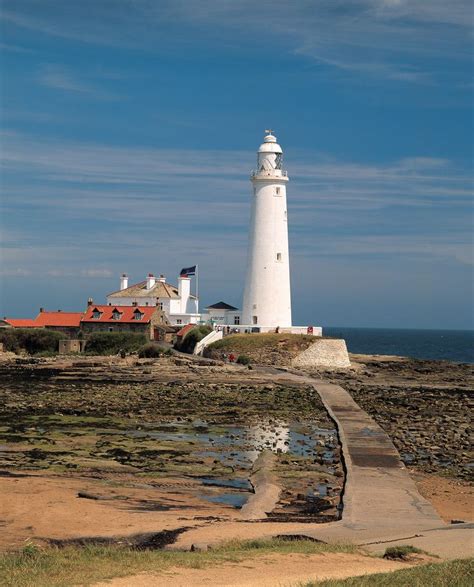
[265,128,274,135]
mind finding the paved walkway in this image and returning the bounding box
[175,367,473,559]
[270,372,473,558]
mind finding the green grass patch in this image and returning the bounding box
[207,332,315,352]
[307,558,474,586]
[0,538,357,587]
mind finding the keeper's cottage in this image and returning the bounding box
[106,273,199,326]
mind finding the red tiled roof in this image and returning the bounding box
[81,305,157,324]
[4,318,38,328]
[35,311,83,327]
[176,323,195,337]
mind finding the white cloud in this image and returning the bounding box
[38,64,118,99]
[80,269,113,278]
[1,133,472,281]
[1,1,471,83]
[0,42,33,53]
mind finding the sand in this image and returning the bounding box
[413,472,474,523]
[94,553,412,587]
[0,470,470,552]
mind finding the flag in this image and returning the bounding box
[180,265,196,277]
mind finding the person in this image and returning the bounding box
[276,326,280,334]
[229,353,235,363]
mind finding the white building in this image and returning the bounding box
[201,301,241,327]
[107,273,200,326]
[242,131,292,329]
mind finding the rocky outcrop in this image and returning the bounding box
[292,339,351,369]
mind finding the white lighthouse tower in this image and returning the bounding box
[242,130,292,328]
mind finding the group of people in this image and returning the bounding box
[213,325,237,335]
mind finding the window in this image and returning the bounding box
[276,253,282,261]
[275,187,281,195]
[252,316,258,325]
[112,310,122,320]
[253,304,257,310]
[284,210,287,219]
[133,310,144,321]
[176,319,182,325]
[92,309,102,320]
[234,316,240,325]
[158,302,163,310]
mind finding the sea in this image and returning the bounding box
[323,327,474,364]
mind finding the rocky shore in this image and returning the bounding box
[0,354,344,530]
[0,351,471,552]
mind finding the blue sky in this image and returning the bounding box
[0,0,472,329]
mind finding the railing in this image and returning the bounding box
[193,329,223,355]
[251,169,288,179]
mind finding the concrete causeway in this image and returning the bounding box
[173,365,473,559]
[272,372,473,558]
[309,379,443,533]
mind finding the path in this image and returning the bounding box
[94,552,410,587]
[173,368,474,559]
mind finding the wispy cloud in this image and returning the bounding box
[46,268,113,278]
[1,133,472,275]
[37,64,118,99]
[0,41,33,53]
[1,1,472,83]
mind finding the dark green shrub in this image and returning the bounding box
[236,354,251,365]
[0,328,62,355]
[174,325,212,354]
[85,332,147,355]
[384,545,424,560]
[138,342,169,358]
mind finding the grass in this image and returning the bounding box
[0,538,357,587]
[208,332,316,351]
[307,558,474,586]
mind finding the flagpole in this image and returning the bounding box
[196,264,199,315]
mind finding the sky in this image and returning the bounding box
[0,0,473,329]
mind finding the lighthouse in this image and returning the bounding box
[242,130,292,328]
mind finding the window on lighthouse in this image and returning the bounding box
[277,253,282,261]
[275,187,281,196]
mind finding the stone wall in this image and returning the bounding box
[292,339,351,369]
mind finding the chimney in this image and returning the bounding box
[39,307,44,313]
[158,274,166,283]
[87,298,93,306]
[146,273,156,289]
[120,273,128,290]
[178,274,191,314]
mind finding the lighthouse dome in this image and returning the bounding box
[258,131,283,154]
